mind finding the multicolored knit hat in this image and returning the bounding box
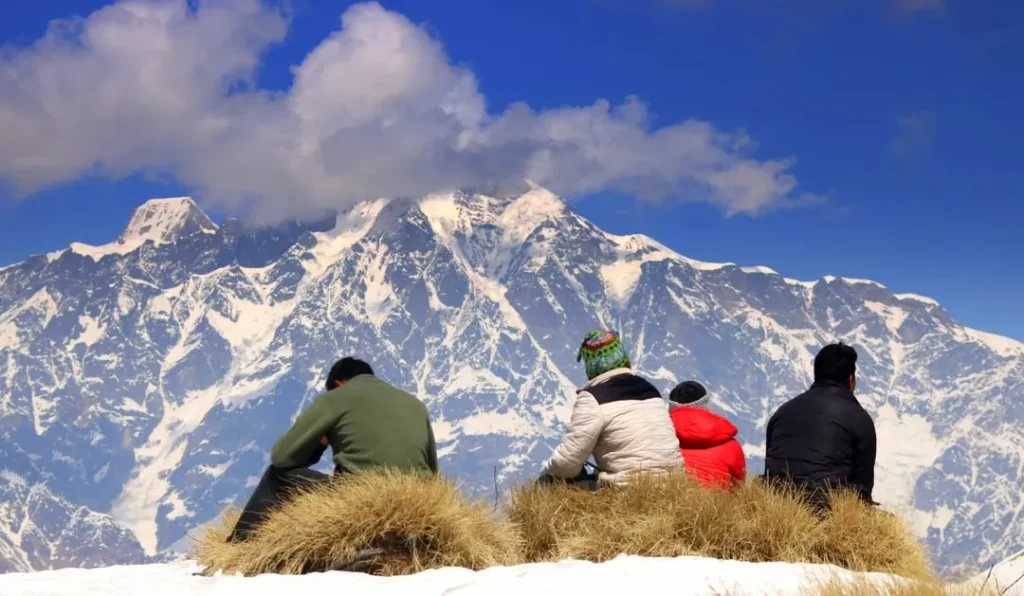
[576,329,631,380]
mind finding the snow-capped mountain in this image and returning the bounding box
[0,189,1021,577]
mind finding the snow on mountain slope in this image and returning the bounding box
[0,189,1021,577]
[0,472,145,573]
[0,556,934,596]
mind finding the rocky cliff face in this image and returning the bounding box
[0,189,1021,576]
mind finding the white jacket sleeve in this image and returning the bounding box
[541,392,604,478]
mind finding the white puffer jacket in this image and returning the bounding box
[541,368,684,486]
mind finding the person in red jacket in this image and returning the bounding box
[668,381,747,490]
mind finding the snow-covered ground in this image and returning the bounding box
[974,550,1024,594]
[0,556,990,596]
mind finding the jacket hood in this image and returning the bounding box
[670,407,738,448]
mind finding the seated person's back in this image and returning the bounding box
[271,362,438,475]
[764,343,876,504]
[540,330,683,486]
[228,357,437,542]
[667,381,746,489]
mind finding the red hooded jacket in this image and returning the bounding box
[670,406,747,489]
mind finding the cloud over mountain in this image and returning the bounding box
[0,0,816,223]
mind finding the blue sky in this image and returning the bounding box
[0,0,1021,340]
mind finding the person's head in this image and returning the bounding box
[668,380,709,409]
[813,343,858,391]
[576,329,631,380]
[325,357,374,391]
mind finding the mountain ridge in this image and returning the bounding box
[0,188,1021,576]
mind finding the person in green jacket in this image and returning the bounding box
[227,357,439,542]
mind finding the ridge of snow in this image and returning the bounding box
[308,199,390,276]
[840,277,886,288]
[742,265,778,275]
[820,275,886,288]
[964,328,1024,357]
[895,293,940,306]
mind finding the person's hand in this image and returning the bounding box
[305,436,329,466]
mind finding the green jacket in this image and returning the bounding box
[270,374,439,475]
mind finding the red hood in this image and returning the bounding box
[670,407,738,448]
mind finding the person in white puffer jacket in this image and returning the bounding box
[539,329,684,488]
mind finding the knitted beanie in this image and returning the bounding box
[577,330,631,380]
[669,380,709,408]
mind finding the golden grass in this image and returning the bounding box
[192,468,940,581]
[504,471,934,581]
[191,468,522,576]
[809,574,1000,595]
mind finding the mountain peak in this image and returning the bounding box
[117,197,217,247]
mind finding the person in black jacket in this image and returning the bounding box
[763,343,877,509]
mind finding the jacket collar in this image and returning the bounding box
[582,367,633,389]
[810,379,859,403]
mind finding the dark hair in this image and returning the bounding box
[325,357,373,390]
[669,380,707,405]
[813,343,857,385]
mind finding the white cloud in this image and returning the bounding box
[0,0,817,223]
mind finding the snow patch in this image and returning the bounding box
[497,187,566,245]
[71,315,106,348]
[307,198,389,276]
[0,470,27,487]
[964,328,1024,358]
[0,319,19,349]
[111,380,230,554]
[458,411,534,437]
[197,461,232,477]
[119,197,217,246]
[863,301,908,333]
[600,260,643,306]
[206,292,293,360]
[741,266,778,275]
[163,492,195,522]
[444,367,513,396]
[872,404,944,514]
[840,277,886,288]
[363,247,396,328]
[69,241,136,261]
[895,293,939,306]
[0,556,936,596]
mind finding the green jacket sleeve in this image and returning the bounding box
[270,394,337,469]
[426,419,439,474]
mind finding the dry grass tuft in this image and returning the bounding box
[812,492,932,579]
[191,506,242,569]
[505,471,934,580]
[192,469,522,576]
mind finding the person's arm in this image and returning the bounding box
[728,440,747,485]
[270,394,338,469]
[540,392,604,479]
[851,413,877,504]
[426,418,439,474]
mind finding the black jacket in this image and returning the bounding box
[764,380,877,504]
